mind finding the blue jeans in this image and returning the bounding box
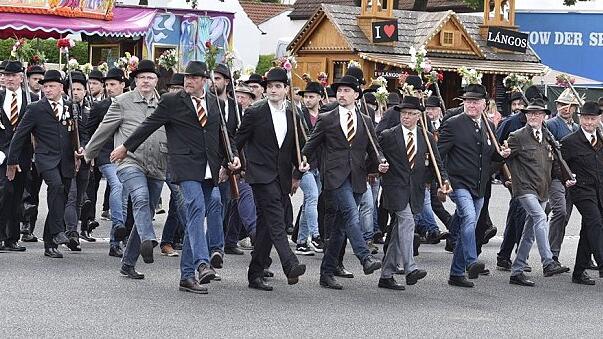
[178,180,219,280]
[370,178,381,234]
[118,166,163,267]
[449,188,484,276]
[415,187,439,235]
[99,163,125,246]
[511,194,555,275]
[359,183,374,241]
[161,172,186,246]
[225,179,257,247]
[320,178,371,276]
[206,184,224,254]
[297,169,321,244]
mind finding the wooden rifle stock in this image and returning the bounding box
[481,111,512,182]
[359,97,385,164]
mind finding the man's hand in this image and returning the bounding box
[298,159,310,173]
[110,144,128,163]
[499,146,511,158]
[378,161,389,174]
[291,178,300,195]
[219,167,229,183]
[75,147,85,159]
[504,180,512,188]
[228,156,241,171]
[565,179,577,188]
[437,181,452,202]
[6,164,21,181]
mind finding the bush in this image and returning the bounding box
[256,54,275,76]
[0,38,88,65]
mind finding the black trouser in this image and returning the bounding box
[40,167,71,246]
[475,180,493,255]
[22,162,42,233]
[430,181,452,228]
[497,196,526,260]
[0,165,27,243]
[248,181,298,282]
[83,165,102,223]
[572,198,603,276]
[64,163,91,236]
[320,190,346,266]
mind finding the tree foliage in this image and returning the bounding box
[0,38,89,65]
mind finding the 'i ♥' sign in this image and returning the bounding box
[372,20,399,43]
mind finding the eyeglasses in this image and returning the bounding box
[400,111,421,116]
[136,75,157,81]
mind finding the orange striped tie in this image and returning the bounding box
[10,92,18,126]
[346,111,355,145]
[407,131,416,169]
[193,97,207,127]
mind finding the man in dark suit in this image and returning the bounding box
[560,101,603,285]
[0,61,38,252]
[6,69,77,258]
[302,75,388,290]
[438,84,509,287]
[235,67,309,291]
[378,96,450,290]
[111,61,239,294]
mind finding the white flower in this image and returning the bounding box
[376,86,388,95]
[409,46,416,57]
[418,46,427,56]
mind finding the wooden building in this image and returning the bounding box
[288,0,546,111]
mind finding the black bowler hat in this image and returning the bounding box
[262,67,289,86]
[183,61,209,77]
[27,65,46,77]
[89,69,104,81]
[402,75,424,91]
[298,81,324,97]
[0,60,7,71]
[1,60,24,74]
[131,59,160,78]
[525,85,548,102]
[103,68,126,82]
[425,95,441,108]
[387,92,400,108]
[346,66,366,85]
[326,87,335,98]
[67,71,87,86]
[521,98,550,115]
[167,73,185,87]
[397,95,424,111]
[364,92,377,106]
[214,63,231,79]
[508,91,526,104]
[581,101,601,116]
[38,70,64,85]
[331,75,361,94]
[244,73,264,85]
[364,84,381,93]
[461,83,488,100]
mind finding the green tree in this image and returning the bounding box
[0,38,88,65]
[256,54,275,75]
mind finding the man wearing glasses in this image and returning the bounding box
[243,73,265,103]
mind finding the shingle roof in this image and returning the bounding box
[239,1,293,25]
[290,4,540,63]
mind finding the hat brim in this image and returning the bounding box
[261,79,288,87]
[521,107,550,115]
[183,71,209,78]
[331,82,361,95]
[235,90,256,99]
[460,92,488,100]
[397,103,424,111]
[298,90,323,97]
[130,68,160,78]
[38,79,63,85]
[1,68,24,74]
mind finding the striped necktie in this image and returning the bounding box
[407,131,416,170]
[52,102,60,120]
[10,92,18,126]
[346,110,355,145]
[534,130,541,143]
[591,134,597,148]
[193,96,207,127]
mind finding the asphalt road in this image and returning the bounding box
[0,181,601,338]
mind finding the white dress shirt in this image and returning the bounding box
[48,98,64,119]
[269,100,287,148]
[338,105,357,137]
[582,128,597,145]
[191,95,212,179]
[402,125,418,146]
[3,87,22,120]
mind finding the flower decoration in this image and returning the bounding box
[274,54,297,75]
[301,73,312,83]
[97,62,109,75]
[424,70,444,87]
[408,46,429,75]
[114,55,128,70]
[317,72,328,87]
[457,67,483,86]
[555,73,576,88]
[67,58,80,71]
[11,38,29,61]
[29,52,46,66]
[80,62,93,76]
[128,55,139,73]
[348,60,361,69]
[204,40,222,72]
[57,38,75,54]
[371,76,388,88]
[503,73,531,91]
[374,86,389,107]
[397,71,409,88]
[157,49,178,70]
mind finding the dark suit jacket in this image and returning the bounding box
[561,129,603,209]
[235,99,301,194]
[302,106,381,194]
[85,98,113,166]
[0,90,38,167]
[123,90,236,184]
[375,107,401,135]
[224,96,240,136]
[7,97,75,177]
[437,113,501,198]
[379,124,447,214]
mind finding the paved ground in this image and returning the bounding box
[0,182,601,338]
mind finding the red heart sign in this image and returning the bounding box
[384,24,396,38]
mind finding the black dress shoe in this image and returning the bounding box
[210,252,224,269]
[320,275,343,290]
[496,256,512,271]
[363,256,382,275]
[445,238,455,253]
[67,237,81,252]
[179,278,208,294]
[120,265,144,279]
[44,248,63,259]
[87,220,100,231]
[263,269,274,278]
[572,272,595,285]
[286,263,306,285]
[481,226,497,245]
[197,264,216,284]
[4,242,26,252]
[378,277,405,290]
[114,225,127,241]
[52,232,69,246]
[448,275,474,288]
[79,231,96,242]
[249,277,273,291]
[426,230,449,244]
[406,269,427,285]
[413,233,421,256]
[334,265,354,278]
[109,246,123,258]
[212,273,222,281]
[140,240,156,264]
[510,273,535,286]
[21,234,38,242]
[543,262,569,277]
[373,232,385,245]
[467,261,486,279]
[224,246,244,255]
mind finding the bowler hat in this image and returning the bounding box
[364,92,377,106]
[89,69,104,81]
[245,73,264,85]
[525,85,548,102]
[397,95,424,111]
[131,59,160,78]
[167,73,185,87]
[0,60,7,71]
[346,66,366,85]
[38,70,64,85]
[298,81,324,97]
[508,91,526,104]
[326,87,335,98]
[425,95,441,108]
[364,84,381,93]
[183,61,209,77]
[214,63,231,79]
[387,92,400,108]
[521,98,550,115]
[402,75,424,91]
[581,101,601,116]
[235,84,256,100]
[103,68,126,83]
[1,60,24,74]
[66,71,87,86]
[461,83,488,100]
[262,67,289,86]
[26,65,46,77]
[331,75,361,95]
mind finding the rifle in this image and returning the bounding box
[287,71,307,167]
[481,110,512,183]
[417,95,445,189]
[66,71,81,152]
[358,96,385,164]
[210,70,240,199]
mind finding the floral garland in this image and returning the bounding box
[56,38,75,55]
[457,67,483,86]
[11,38,29,61]
[424,70,444,87]
[157,49,178,70]
[408,46,431,74]
[503,73,531,91]
[555,73,575,88]
[204,40,222,72]
[80,62,93,76]
[317,72,328,87]
[97,62,109,75]
[274,53,297,72]
[114,52,139,77]
[374,86,389,107]
[67,58,80,72]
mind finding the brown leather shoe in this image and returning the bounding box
[161,244,179,257]
[179,278,208,294]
